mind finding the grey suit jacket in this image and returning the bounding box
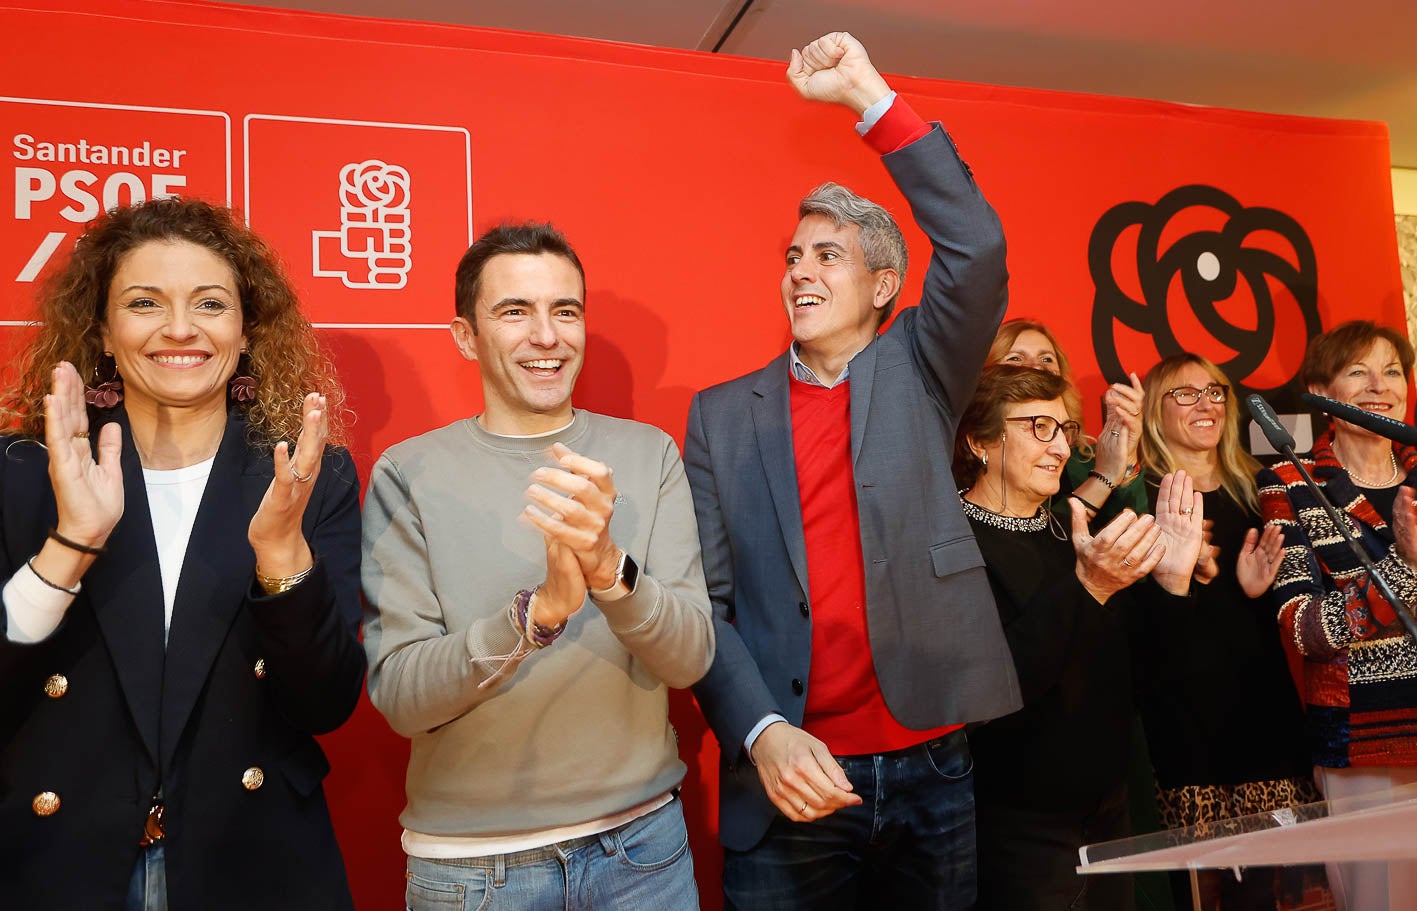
[686,123,1023,851]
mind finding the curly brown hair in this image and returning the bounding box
[0,197,347,448]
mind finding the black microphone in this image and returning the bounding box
[1301,392,1417,446]
[1246,394,1295,451]
[1246,392,1417,645]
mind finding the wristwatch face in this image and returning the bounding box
[620,553,639,593]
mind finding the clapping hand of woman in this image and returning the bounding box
[1236,523,1285,598]
[1069,499,1163,604]
[1193,520,1220,585]
[247,392,326,583]
[1093,373,1144,484]
[33,362,123,588]
[1151,470,1206,595]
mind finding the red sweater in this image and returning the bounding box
[790,379,957,754]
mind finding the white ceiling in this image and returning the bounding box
[226,0,1417,169]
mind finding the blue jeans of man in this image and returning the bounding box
[404,796,698,911]
[723,728,976,911]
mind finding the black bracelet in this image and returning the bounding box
[27,557,80,595]
[48,528,106,555]
[1087,470,1117,490]
[1072,493,1103,515]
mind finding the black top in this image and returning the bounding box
[965,501,1144,815]
[1130,487,1311,789]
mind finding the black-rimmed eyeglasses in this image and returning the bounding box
[1164,383,1229,406]
[1004,415,1082,446]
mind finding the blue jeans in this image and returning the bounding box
[723,728,977,911]
[124,844,168,911]
[405,796,698,910]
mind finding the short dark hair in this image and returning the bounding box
[1300,319,1415,389]
[453,222,586,330]
[952,365,1071,489]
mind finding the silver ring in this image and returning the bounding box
[1122,558,1133,567]
[290,465,314,483]
[799,801,808,814]
[1181,507,1194,515]
[1110,429,1121,437]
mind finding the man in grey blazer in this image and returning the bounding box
[685,32,1022,910]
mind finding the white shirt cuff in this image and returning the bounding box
[743,713,789,765]
[854,91,898,136]
[4,561,76,644]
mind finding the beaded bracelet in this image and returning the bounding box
[511,587,567,649]
[1087,469,1117,490]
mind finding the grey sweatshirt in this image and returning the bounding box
[362,410,714,836]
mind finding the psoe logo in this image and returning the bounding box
[312,159,410,290]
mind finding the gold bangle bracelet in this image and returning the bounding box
[255,563,314,595]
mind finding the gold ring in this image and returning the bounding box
[290,465,314,483]
[73,431,89,439]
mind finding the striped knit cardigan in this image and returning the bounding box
[1258,430,1417,768]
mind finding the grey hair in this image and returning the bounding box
[798,182,908,322]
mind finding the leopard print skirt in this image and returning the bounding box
[1157,776,1322,831]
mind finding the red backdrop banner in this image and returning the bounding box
[0,1,1404,907]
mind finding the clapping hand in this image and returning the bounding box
[45,361,123,547]
[1151,471,1205,595]
[523,443,622,592]
[1069,500,1163,603]
[248,392,326,579]
[1237,524,1285,598]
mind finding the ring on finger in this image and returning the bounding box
[1181,507,1194,515]
[799,801,808,814]
[291,465,315,483]
[1122,558,1133,567]
[73,430,89,439]
[1110,429,1121,437]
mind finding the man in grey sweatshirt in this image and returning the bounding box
[361,222,714,910]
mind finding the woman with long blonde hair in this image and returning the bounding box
[1134,352,1323,910]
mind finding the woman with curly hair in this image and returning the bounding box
[0,197,362,910]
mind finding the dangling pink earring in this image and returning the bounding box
[229,348,256,403]
[84,353,123,409]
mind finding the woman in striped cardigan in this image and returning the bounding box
[1258,320,1417,911]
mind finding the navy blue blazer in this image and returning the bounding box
[0,409,363,909]
[686,124,1023,851]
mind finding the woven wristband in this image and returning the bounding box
[513,587,567,649]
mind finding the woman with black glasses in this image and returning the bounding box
[1134,353,1325,910]
[954,365,1202,910]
